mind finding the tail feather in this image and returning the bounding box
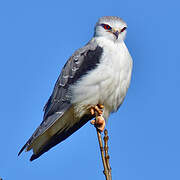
[18,107,73,157]
[18,143,28,156]
[30,114,93,161]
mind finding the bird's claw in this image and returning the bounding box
[90,116,105,132]
[90,104,104,115]
[90,104,105,132]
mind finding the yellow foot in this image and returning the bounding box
[90,115,105,132]
[90,104,104,116]
[89,104,105,132]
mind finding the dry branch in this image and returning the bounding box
[95,114,112,180]
[96,128,109,180]
[95,128,112,180]
[104,129,112,180]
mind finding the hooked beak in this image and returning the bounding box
[113,30,120,39]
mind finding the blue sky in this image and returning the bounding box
[0,0,180,179]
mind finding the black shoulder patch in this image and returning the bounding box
[44,45,103,118]
[67,45,103,85]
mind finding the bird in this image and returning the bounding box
[18,16,133,161]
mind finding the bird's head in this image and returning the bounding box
[94,16,127,42]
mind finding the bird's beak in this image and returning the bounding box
[113,30,120,39]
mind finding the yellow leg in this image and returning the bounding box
[90,104,105,132]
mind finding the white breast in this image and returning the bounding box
[71,37,133,120]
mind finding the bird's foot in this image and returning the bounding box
[90,104,105,132]
[90,115,105,132]
[90,104,104,116]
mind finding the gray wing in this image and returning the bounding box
[18,39,103,156]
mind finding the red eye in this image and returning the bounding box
[121,27,127,32]
[101,24,112,30]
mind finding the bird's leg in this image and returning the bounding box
[90,104,105,132]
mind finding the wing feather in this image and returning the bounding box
[18,39,103,156]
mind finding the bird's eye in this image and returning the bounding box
[101,24,112,30]
[121,27,127,32]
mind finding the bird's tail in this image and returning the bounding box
[30,113,93,161]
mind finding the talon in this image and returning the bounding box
[89,104,105,132]
[90,108,95,115]
[96,116,105,132]
[90,119,95,125]
[90,115,105,132]
[89,104,104,116]
[94,105,103,115]
[98,104,104,109]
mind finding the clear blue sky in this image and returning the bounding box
[0,0,179,180]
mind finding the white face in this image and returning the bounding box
[94,16,127,42]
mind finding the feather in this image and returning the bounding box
[18,39,103,158]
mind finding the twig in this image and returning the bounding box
[96,127,109,180]
[95,114,112,180]
[104,129,112,180]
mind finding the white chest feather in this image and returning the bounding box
[71,37,133,119]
